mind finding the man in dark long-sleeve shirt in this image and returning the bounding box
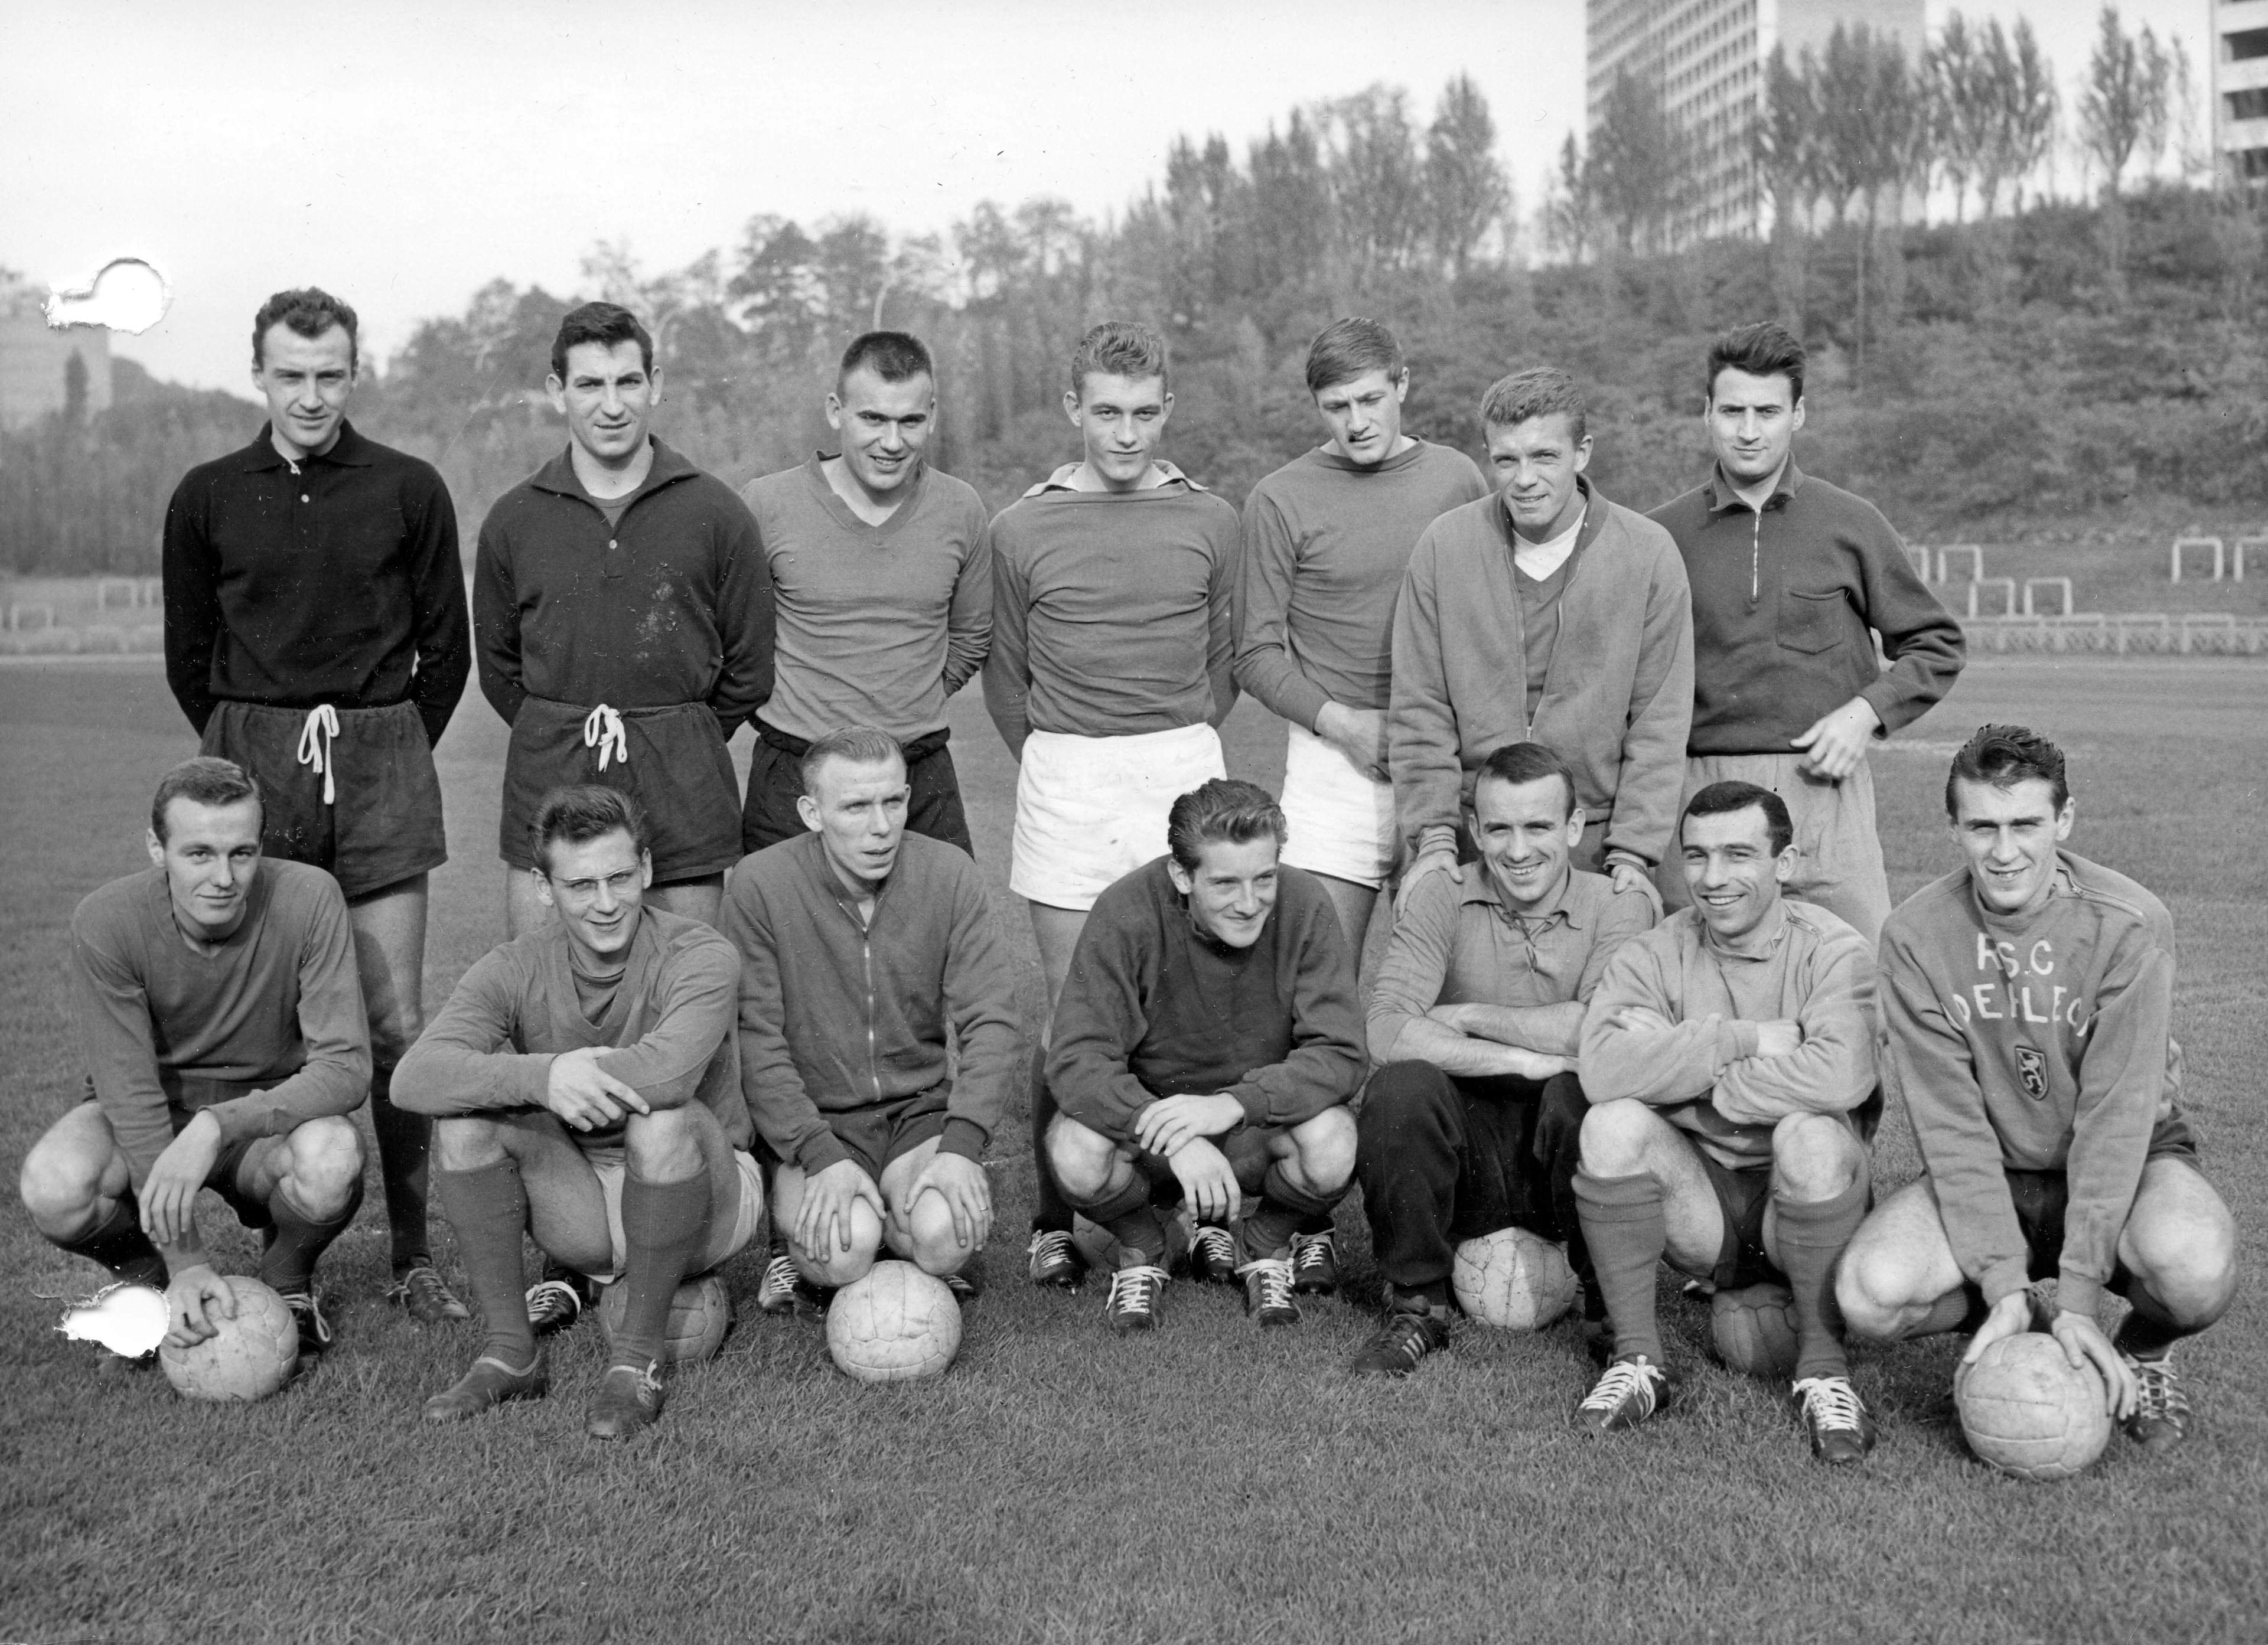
[1047,780,1363,1333]
[161,286,469,1326]
[474,301,774,939]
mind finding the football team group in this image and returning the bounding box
[18,285,2237,1461]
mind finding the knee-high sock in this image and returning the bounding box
[56,1198,167,1289]
[1773,1176,1869,1382]
[1080,1173,1165,1269]
[258,1175,365,1295]
[612,1171,712,1369]
[1029,1045,1073,1233]
[435,1160,536,1364]
[369,1064,433,1272]
[1246,1161,1342,1259]
[1576,1169,1667,1365]
[2113,1281,2197,1360]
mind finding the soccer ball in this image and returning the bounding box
[595,1272,732,1365]
[826,1261,962,1383]
[158,1277,298,1402]
[1956,1331,2114,1481]
[1711,1282,1801,1380]
[1451,1228,1577,1331]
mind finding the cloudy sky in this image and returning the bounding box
[5,0,2208,394]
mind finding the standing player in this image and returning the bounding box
[163,286,469,1325]
[398,786,762,1438]
[1837,726,2237,1448]
[20,759,368,1360]
[721,727,1021,1297]
[1234,317,1488,949]
[737,330,990,856]
[1570,781,1880,1464]
[1391,367,1691,918]
[985,321,1240,1289]
[1045,779,1363,1333]
[1351,742,1654,1376]
[1648,322,1963,945]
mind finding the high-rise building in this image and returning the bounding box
[2214,0,2268,184]
[0,312,112,432]
[1585,0,1927,244]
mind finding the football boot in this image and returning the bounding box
[1793,1374,1878,1466]
[2121,1354,2191,1451]
[1572,1356,1669,1434]
[389,1264,470,1324]
[1104,1264,1169,1333]
[1027,1227,1088,1288]
[526,1277,586,1336]
[422,1349,550,1423]
[1187,1223,1240,1285]
[586,1359,666,1440]
[1288,1229,1340,1295]
[1238,1255,1301,1327]
[1350,1301,1452,1377]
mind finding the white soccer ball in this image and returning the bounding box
[1451,1228,1578,1331]
[826,1261,962,1383]
[1956,1331,2114,1481]
[158,1277,298,1402]
[595,1272,732,1365]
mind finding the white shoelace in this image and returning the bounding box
[584,703,628,771]
[1191,1225,1237,1271]
[759,1254,800,1298]
[1237,1256,1298,1316]
[1792,1375,1867,1431]
[1105,1265,1169,1319]
[1581,1358,1663,1415]
[2128,1356,2188,1420]
[295,704,340,805]
[1290,1231,1335,1275]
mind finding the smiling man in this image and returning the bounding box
[1045,779,1364,1334]
[1391,367,1692,924]
[719,727,1021,1301]
[984,320,1241,1289]
[1836,726,2236,1452]
[162,286,470,1327]
[396,785,762,1438]
[1569,781,1880,1465]
[1648,323,1963,945]
[20,759,368,1365]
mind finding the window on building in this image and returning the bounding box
[2230,28,2268,62]
[2230,86,2268,122]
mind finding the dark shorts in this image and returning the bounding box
[1696,1151,1785,1290]
[83,1095,273,1230]
[826,1088,951,1182]
[501,697,740,882]
[200,700,445,899]
[741,723,971,857]
[2002,1111,2201,1284]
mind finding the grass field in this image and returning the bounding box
[3,657,2264,1645]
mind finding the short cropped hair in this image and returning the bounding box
[1707,321,1806,409]
[1472,741,1579,820]
[252,287,359,371]
[1166,778,1287,874]
[530,785,651,876]
[1070,320,1169,400]
[1682,780,1793,859]
[800,725,907,797]
[1305,318,1403,395]
[151,757,262,843]
[1481,367,1587,443]
[550,301,654,382]
[839,330,934,391]
[1946,724,2070,820]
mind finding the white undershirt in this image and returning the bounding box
[1512,507,1585,580]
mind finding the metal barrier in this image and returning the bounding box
[1938,545,1983,583]
[6,603,56,632]
[1959,613,2268,656]
[2021,577,2074,617]
[2237,538,2264,584]
[1963,577,2018,619]
[2171,537,2224,582]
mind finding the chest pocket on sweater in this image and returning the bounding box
[1777,587,1850,655]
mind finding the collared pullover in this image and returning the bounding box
[394,908,749,1150]
[1234,440,1489,730]
[1048,858,1364,1144]
[983,464,1239,758]
[71,861,371,1193]
[1390,479,1693,871]
[743,454,992,743]
[1580,901,1877,1171]
[719,831,1022,1173]
[473,439,774,732]
[163,420,471,746]
[1880,852,2182,1318]
[1648,461,1964,755]
[1368,865,1654,1063]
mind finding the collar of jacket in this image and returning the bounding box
[1701,458,1806,516]
[232,419,377,472]
[526,437,702,502]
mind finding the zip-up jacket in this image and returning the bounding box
[719,831,1022,1173]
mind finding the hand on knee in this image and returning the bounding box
[901,1192,974,1277]
[793,1197,882,1288]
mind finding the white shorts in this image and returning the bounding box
[584,1148,765,1285]
[1010,723,1226,910]
[1278,722,1396,889]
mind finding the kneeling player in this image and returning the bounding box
[1047,779,1363,1331]
[1572,781,1881,1464]
[20,758,368,1360]
[1837,726,2237,1448]
[399,787,761,1438]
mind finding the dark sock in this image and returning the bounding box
[258,1175,365,1295]
[1028,1046,1073,1233]
[369,1065,434,1274]
[1246,1163,1340,1258]
[1081,1174,1165,1267]
[1774,1175,1869,1382]
[2112,1293,2191,1361]
[612,1171,712,1369]
[57,1199,167,1288]
[434,1160,536,1364]
[1575,1168,1667,1365]
[1389,1280,1452,1313]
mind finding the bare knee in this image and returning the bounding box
[901,1192,973,1277]
[624,1105,702,1179]
[1289,1107,1357,1194]
[19,1119,111,1232]
[280,1117,364,1215]
[433,1115,506,1171]
[795,1198,882,1287]
[2124,1176,2240,1329]
[1770,1112,1863,1201]
[1579,1099,1660,1177]
[1835,1225,1920,1341]
[1047,1115,1120,1202]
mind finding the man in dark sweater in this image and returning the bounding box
[162,286,470,1325]
[21,759,369,1362]
[1837,726,2236,1452]
[1647,322,1963,945]
[1046,779,1364,1333]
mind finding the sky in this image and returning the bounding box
[3,0,2210,396]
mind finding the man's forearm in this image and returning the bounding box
[1442,1000,1585,1056]
[1396,1017,1568,1080]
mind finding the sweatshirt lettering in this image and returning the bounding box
[1947,934,2091,1034]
